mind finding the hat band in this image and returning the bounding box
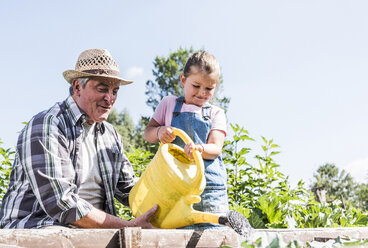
[81,69,120,77]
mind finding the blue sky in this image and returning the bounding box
[1,1,368,187]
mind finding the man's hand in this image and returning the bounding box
[131,204,159,229]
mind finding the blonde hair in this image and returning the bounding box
[183,51,220,80]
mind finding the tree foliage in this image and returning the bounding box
[310,163,356,207]
[145,47,192,112]
[107,108,157,153]
[354,183,368,212]
[107,108,135,152]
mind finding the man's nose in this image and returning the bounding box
[104,91,115,103]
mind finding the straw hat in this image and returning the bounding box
[63,49,133,85]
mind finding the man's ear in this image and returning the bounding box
[72,79,81,96]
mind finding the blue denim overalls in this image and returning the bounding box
[171,96,229,229]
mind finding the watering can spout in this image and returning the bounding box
[160,195,221,228]
[160,195,254,238]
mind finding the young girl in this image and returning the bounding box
[144,51,229,229]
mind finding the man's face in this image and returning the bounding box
[72,78,120,124]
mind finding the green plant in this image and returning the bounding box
[222,124,368,229]
[0,139,14,204]
[111,122,368,227]
[224,124,289,209]
[236,235,368,248]
[223,124,295,228]
[115,146,154,220]
[223,124,254,207]
[126,146,154,178]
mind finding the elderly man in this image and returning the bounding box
[0,49,157,229]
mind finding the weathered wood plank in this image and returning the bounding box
[139,229,240,248]
[0,229,120,248]
[251,227,368,244]
[1,227,367,247]
[121,227,141,248]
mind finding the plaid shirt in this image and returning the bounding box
[0,96,136,228]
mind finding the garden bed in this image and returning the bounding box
[1,227,368,247]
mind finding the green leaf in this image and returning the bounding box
[270,151,280,156]
[266,236,280,248]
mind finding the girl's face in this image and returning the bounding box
[180,67,218,107]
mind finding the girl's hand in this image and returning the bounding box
[157,126,176,144]
[184,142,204,160]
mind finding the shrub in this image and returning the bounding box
[223,124,368,228]
[0,139,14,204]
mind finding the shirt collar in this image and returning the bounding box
[65,96,105,134]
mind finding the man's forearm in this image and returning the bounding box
[72,207,133,228]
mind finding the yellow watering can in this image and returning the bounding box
[129,128,252,236]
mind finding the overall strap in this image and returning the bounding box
[174,96,211,120]
[202,103,211,120]
[173,96,184,117]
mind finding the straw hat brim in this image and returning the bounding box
[63,70,133,86]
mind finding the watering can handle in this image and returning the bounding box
[172,128,205,181]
